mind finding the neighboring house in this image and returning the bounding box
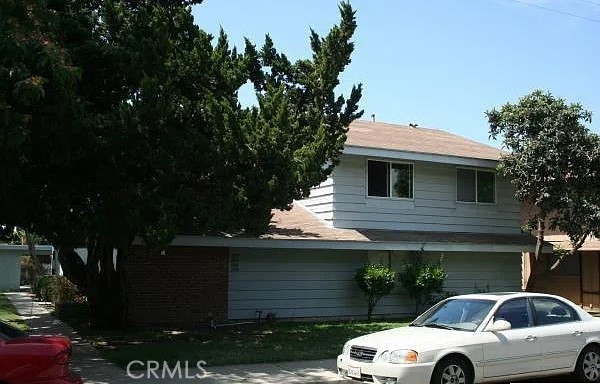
[521,204,600,308]
[118,120,542,326]
[0,244,54,291]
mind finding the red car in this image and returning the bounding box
[0,320,82,384]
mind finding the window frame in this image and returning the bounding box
[366,158,414,200]
[456,167,496,204]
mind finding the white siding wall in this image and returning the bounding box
[229,248,522,320]
[297,176,334,224]
[325,155,521,233]
[0,251,21,291]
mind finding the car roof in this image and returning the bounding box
[450,291,567,302]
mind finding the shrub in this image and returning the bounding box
[399,252,447,314]
[52,276,79,304]
[354,263,396,321]
[33,275,79,304]
[33,276,55,302]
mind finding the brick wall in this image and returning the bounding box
[127,246,229,327]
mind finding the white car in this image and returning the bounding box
[337,292,600,384]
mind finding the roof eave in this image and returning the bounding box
[164,235,544,253]
[343,145,499,168]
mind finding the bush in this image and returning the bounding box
[354,263,396,321]
[33,276,55,302]
[33,275,80,304]
[399,252,447,314]
[52,276,79,304]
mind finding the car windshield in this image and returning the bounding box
[0,320,27,339]
[410,298,496,332]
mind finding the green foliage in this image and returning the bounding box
[33,276,55,302]
[399,253,447,314]
[0,1,362,327]
[33,275,79,304]
[52,275,80,304]
[487,90,600,257]
[354,263,396,321]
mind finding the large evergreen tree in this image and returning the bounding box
[0,0,362,327]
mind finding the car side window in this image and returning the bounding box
[494,298,532,329]
[531,297,579,326]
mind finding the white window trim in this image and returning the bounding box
[456,167,496,205]
[365,158,415,200]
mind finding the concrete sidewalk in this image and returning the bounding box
[5,292,345,384]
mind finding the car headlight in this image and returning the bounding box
[342,343,351,356]
[377,349,418,364]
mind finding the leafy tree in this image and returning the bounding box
[398,252,447,314]
[354,263,396,321]
[487,91,600,289]
[0,1,362,327]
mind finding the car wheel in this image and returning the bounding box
[576,345,600,383]
[430,356,472,384]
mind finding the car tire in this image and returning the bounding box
[430,356,472,384]
[575,344,600,383]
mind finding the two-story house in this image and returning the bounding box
[125,120,539,326]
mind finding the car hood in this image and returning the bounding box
[347,326,471,352]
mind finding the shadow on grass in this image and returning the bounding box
[57,305,413,368]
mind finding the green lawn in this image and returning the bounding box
[0,293,28,330]
[81,319,411,368]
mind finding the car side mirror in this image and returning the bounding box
[486,319,511,332]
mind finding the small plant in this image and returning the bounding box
[399,252,447,314]
[33,275,79,305]
[33,276,55,302]
[354,263,396,321]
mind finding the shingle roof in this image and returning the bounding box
[266,204,536,246]
[345,120,503,161]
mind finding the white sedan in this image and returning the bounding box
[337,292,600,384]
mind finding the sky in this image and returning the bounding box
[192,0,600,147]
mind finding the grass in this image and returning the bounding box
[57,304,411,368]
[102,320,410,368]
[0,293,28,330]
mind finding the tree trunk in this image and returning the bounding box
[116,247,129,327]
[56,236,131,329]
[24,230,43,284]
[57,247,86,294]
[526,218,545,291]
[367,298,375,321]
[86,238,122,329]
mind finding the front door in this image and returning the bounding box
[482,298,542,378]
[581,251,600,309]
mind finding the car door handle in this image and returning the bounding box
[525,335,537,342]
[573,331,583,337]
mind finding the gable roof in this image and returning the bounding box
[345,120,503,161]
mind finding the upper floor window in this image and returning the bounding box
[457,168,495,203]
[367,160,413,199]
